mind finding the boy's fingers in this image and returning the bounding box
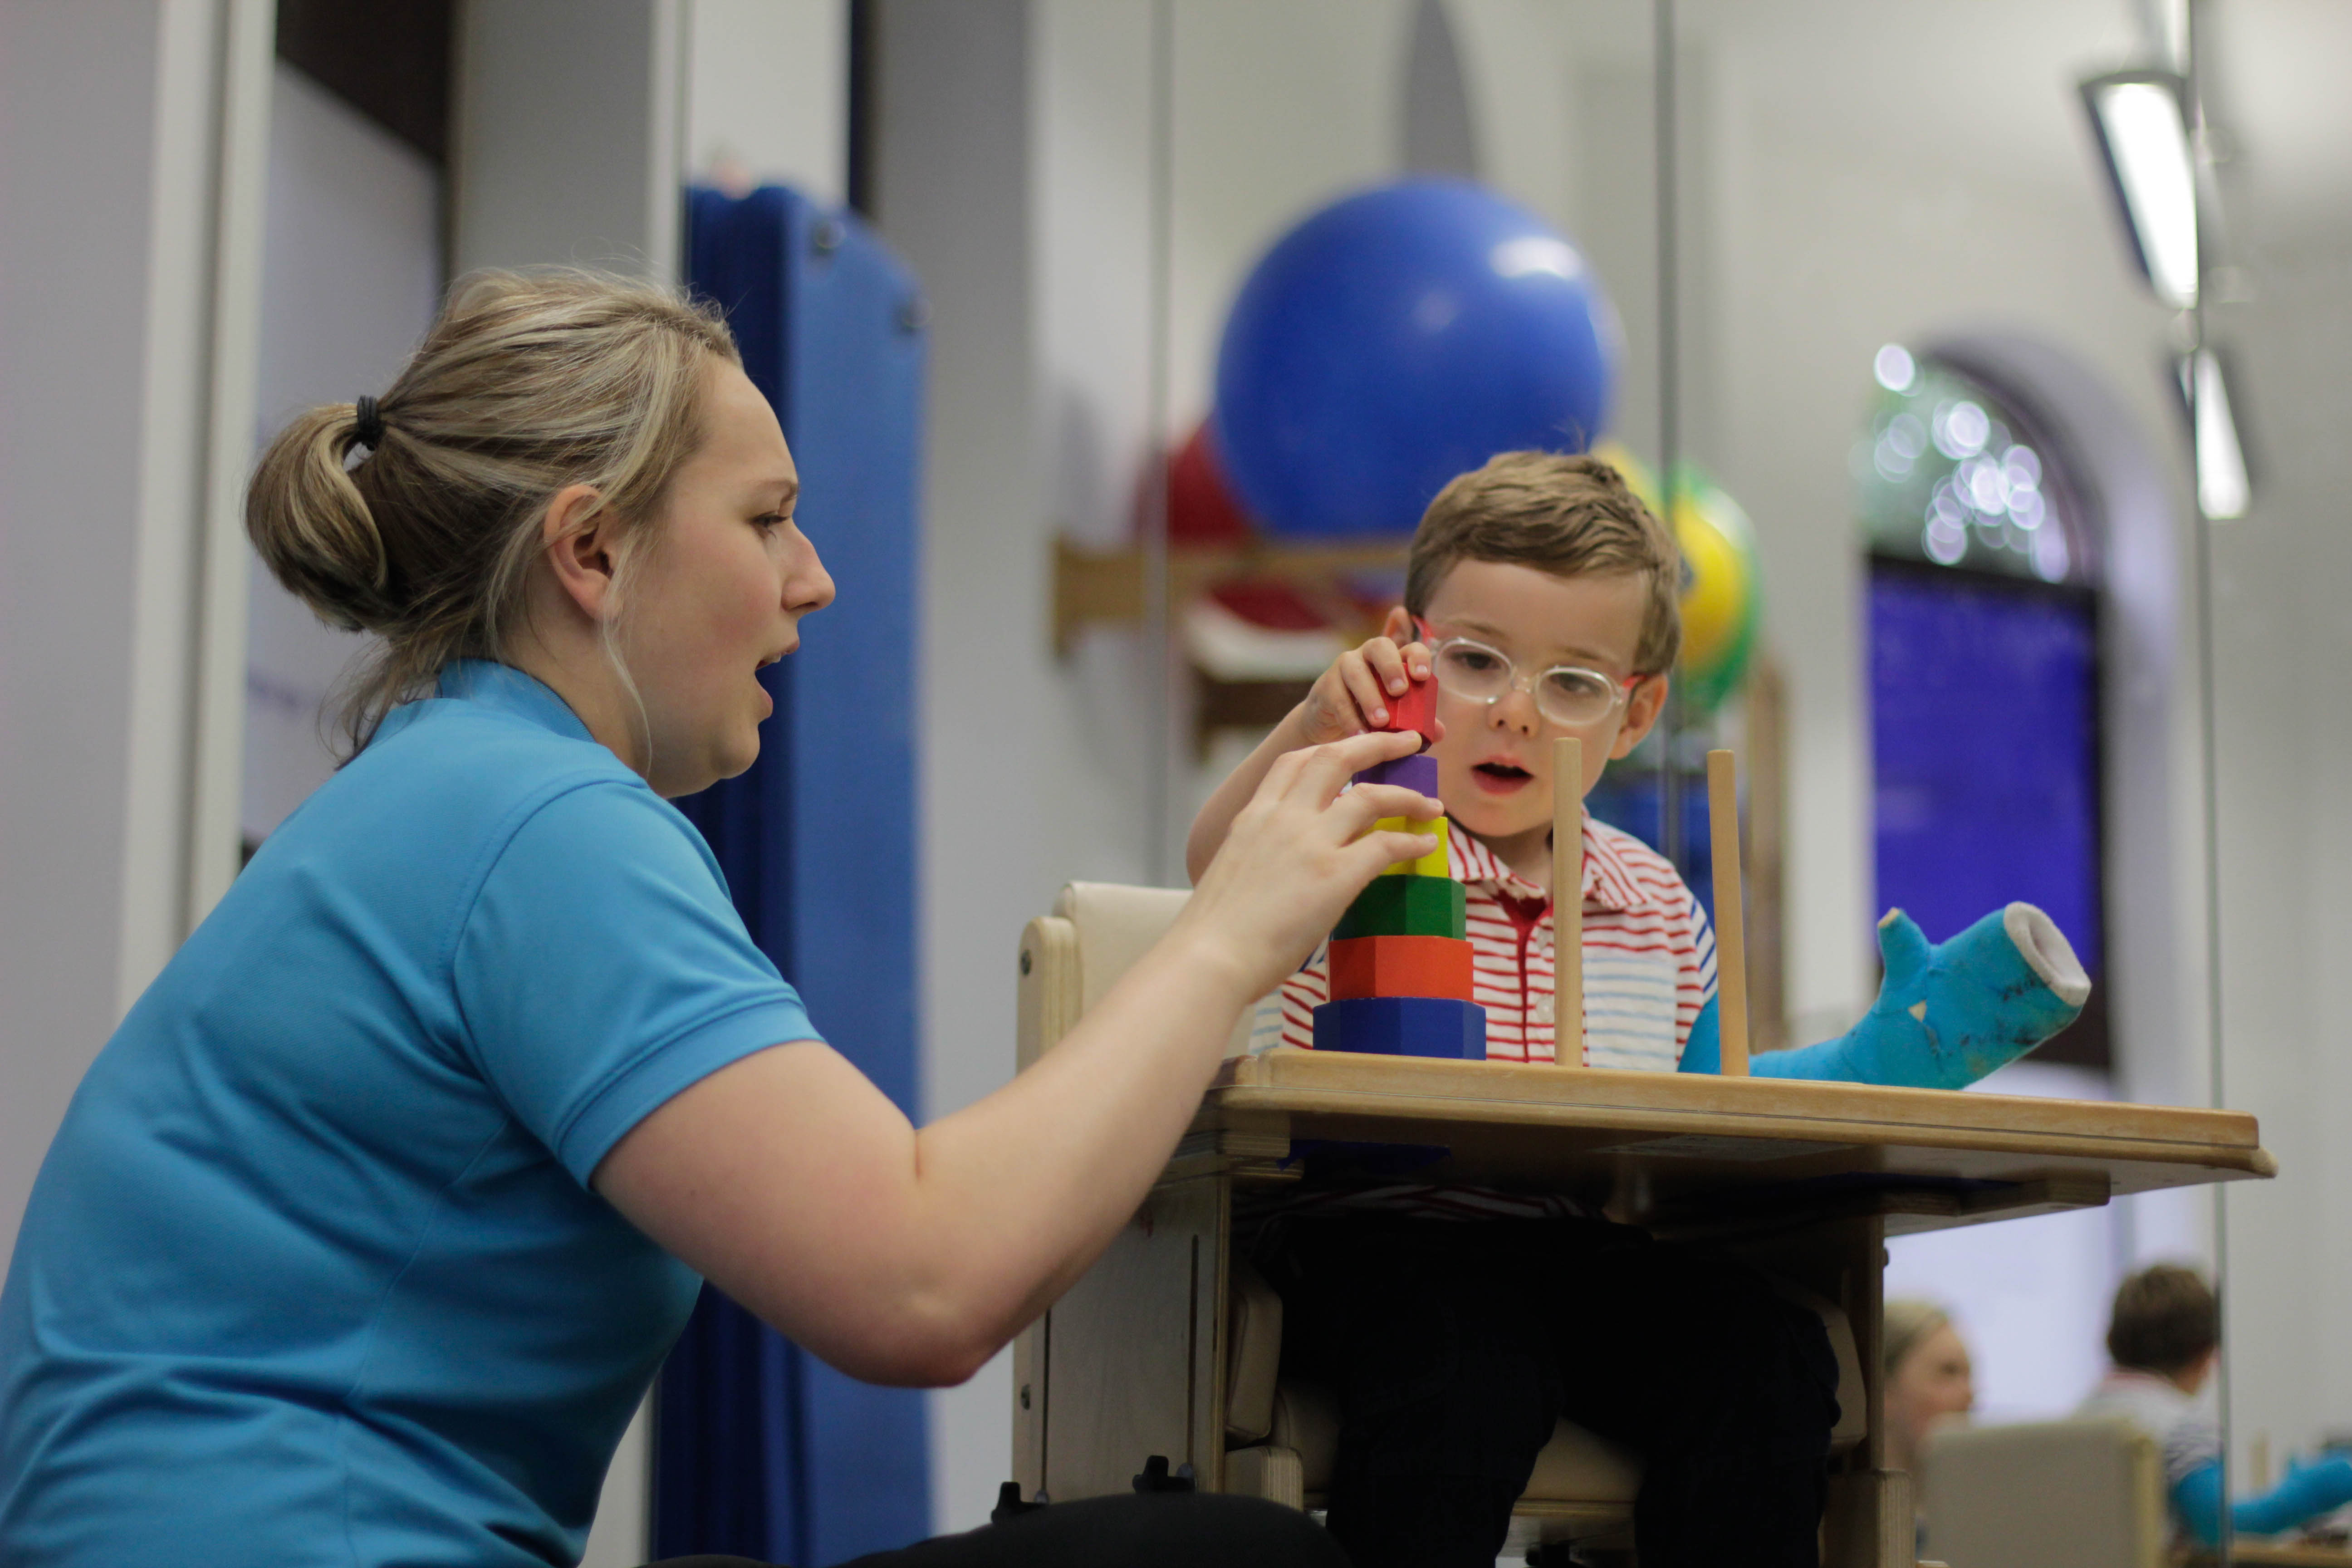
[1338,658,1389,728]
[1365,638,1408,696]
[1400,640,1433,681]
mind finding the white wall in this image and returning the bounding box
[0,0,166,1284]
[2195,0,2352,1473]
[244,63,442,843]
[684,0,846,200]
[0,0,267,1284]
[452,0,684,280]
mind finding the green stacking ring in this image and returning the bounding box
[1334,876,1467,941]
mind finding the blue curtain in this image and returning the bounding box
[655,185,930,1566]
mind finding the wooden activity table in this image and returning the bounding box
[1012,1048,2274,1568]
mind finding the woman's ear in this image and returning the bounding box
[539,483,619,623]
[1611,672,1671,759]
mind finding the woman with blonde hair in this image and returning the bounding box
[0,272,1439,1567]
[1882,1299,1975,1483]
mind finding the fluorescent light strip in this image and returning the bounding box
[2091,78,2200,309]
[2192,351,2249,520]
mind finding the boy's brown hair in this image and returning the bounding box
[2106,1264,2220,1376]
[1403,451,1683,675]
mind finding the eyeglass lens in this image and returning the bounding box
[1430,640,1622,728]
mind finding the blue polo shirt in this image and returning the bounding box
[0,661,821,1568]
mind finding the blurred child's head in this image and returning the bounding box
[2107,1264,2220,1391]
[1380,452,1679,853]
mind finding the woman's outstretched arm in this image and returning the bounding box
[595,729,1434,1387]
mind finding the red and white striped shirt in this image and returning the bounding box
[1254,812,1716,1069]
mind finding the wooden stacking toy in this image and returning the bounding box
[1311,686,1486,1059]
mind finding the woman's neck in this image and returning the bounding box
[504,621,644,778]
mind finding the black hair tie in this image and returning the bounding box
[352,395,386,452]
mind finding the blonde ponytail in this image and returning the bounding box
[247,403,399,633]
[244,270,740,755]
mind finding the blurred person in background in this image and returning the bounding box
[1884,1298,1975,1551]
[2079,1264,2352,1547]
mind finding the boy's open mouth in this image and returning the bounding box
[1470,760,1533,794]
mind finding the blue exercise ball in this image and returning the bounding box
[1212,178,1617,539]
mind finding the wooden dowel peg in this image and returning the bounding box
[1553,736,1583,1069]
[1706,749,1751,1076]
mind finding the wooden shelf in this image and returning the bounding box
[1053,536,1408,657]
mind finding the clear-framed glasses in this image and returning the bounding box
[1416,619,1643,730]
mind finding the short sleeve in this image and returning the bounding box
[1680,888,1720,1054]
[452,780,822,1183]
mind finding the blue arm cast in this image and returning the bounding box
[1679,905,2089,1088]
[2172,1456,2352,1546]
[1678,997,1720,1073]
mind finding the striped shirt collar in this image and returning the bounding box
[1447,811,1652,915]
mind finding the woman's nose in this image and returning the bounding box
[789,542,837,616]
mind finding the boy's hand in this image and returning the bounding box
[1295,635,1443,747]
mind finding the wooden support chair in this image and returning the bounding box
[1012,881,1867,1547]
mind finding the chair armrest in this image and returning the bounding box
[1016,915,1080,1072]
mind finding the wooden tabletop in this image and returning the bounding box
[1188,1049,2273,1236]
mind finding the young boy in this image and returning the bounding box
[2078,1264,2352,1547]
[1186,453,1839,1568]
[1189,450,1700,1071]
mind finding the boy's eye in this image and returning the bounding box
[1545,669,1615,701]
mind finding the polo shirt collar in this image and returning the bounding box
[1447,810,1650,914]
[435,659,596,744]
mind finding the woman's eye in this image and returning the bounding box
[755,512,789,531]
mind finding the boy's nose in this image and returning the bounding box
[1490,688,1541,735]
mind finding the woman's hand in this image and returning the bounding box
[1293,633,1442,745]
[1171,728,1442,1000]
[598,730,1445,1389]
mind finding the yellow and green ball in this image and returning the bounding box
[1592,441,1761,717]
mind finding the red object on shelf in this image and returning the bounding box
[1166,421,1254,546]
[1207,578,1328,631]
[1327,934,1476,1001]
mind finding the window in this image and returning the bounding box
[1858,348,2107,1066]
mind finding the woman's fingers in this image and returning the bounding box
[1350,828,1445,877]
[1333,780,1443,833]
[1281,730,1422,805]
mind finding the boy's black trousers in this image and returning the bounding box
[643,1491,1348,1568]
[1263,1214,1842,1568]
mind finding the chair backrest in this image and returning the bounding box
[1921,1416,2166,1568]
[1015,882,1266,1070]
